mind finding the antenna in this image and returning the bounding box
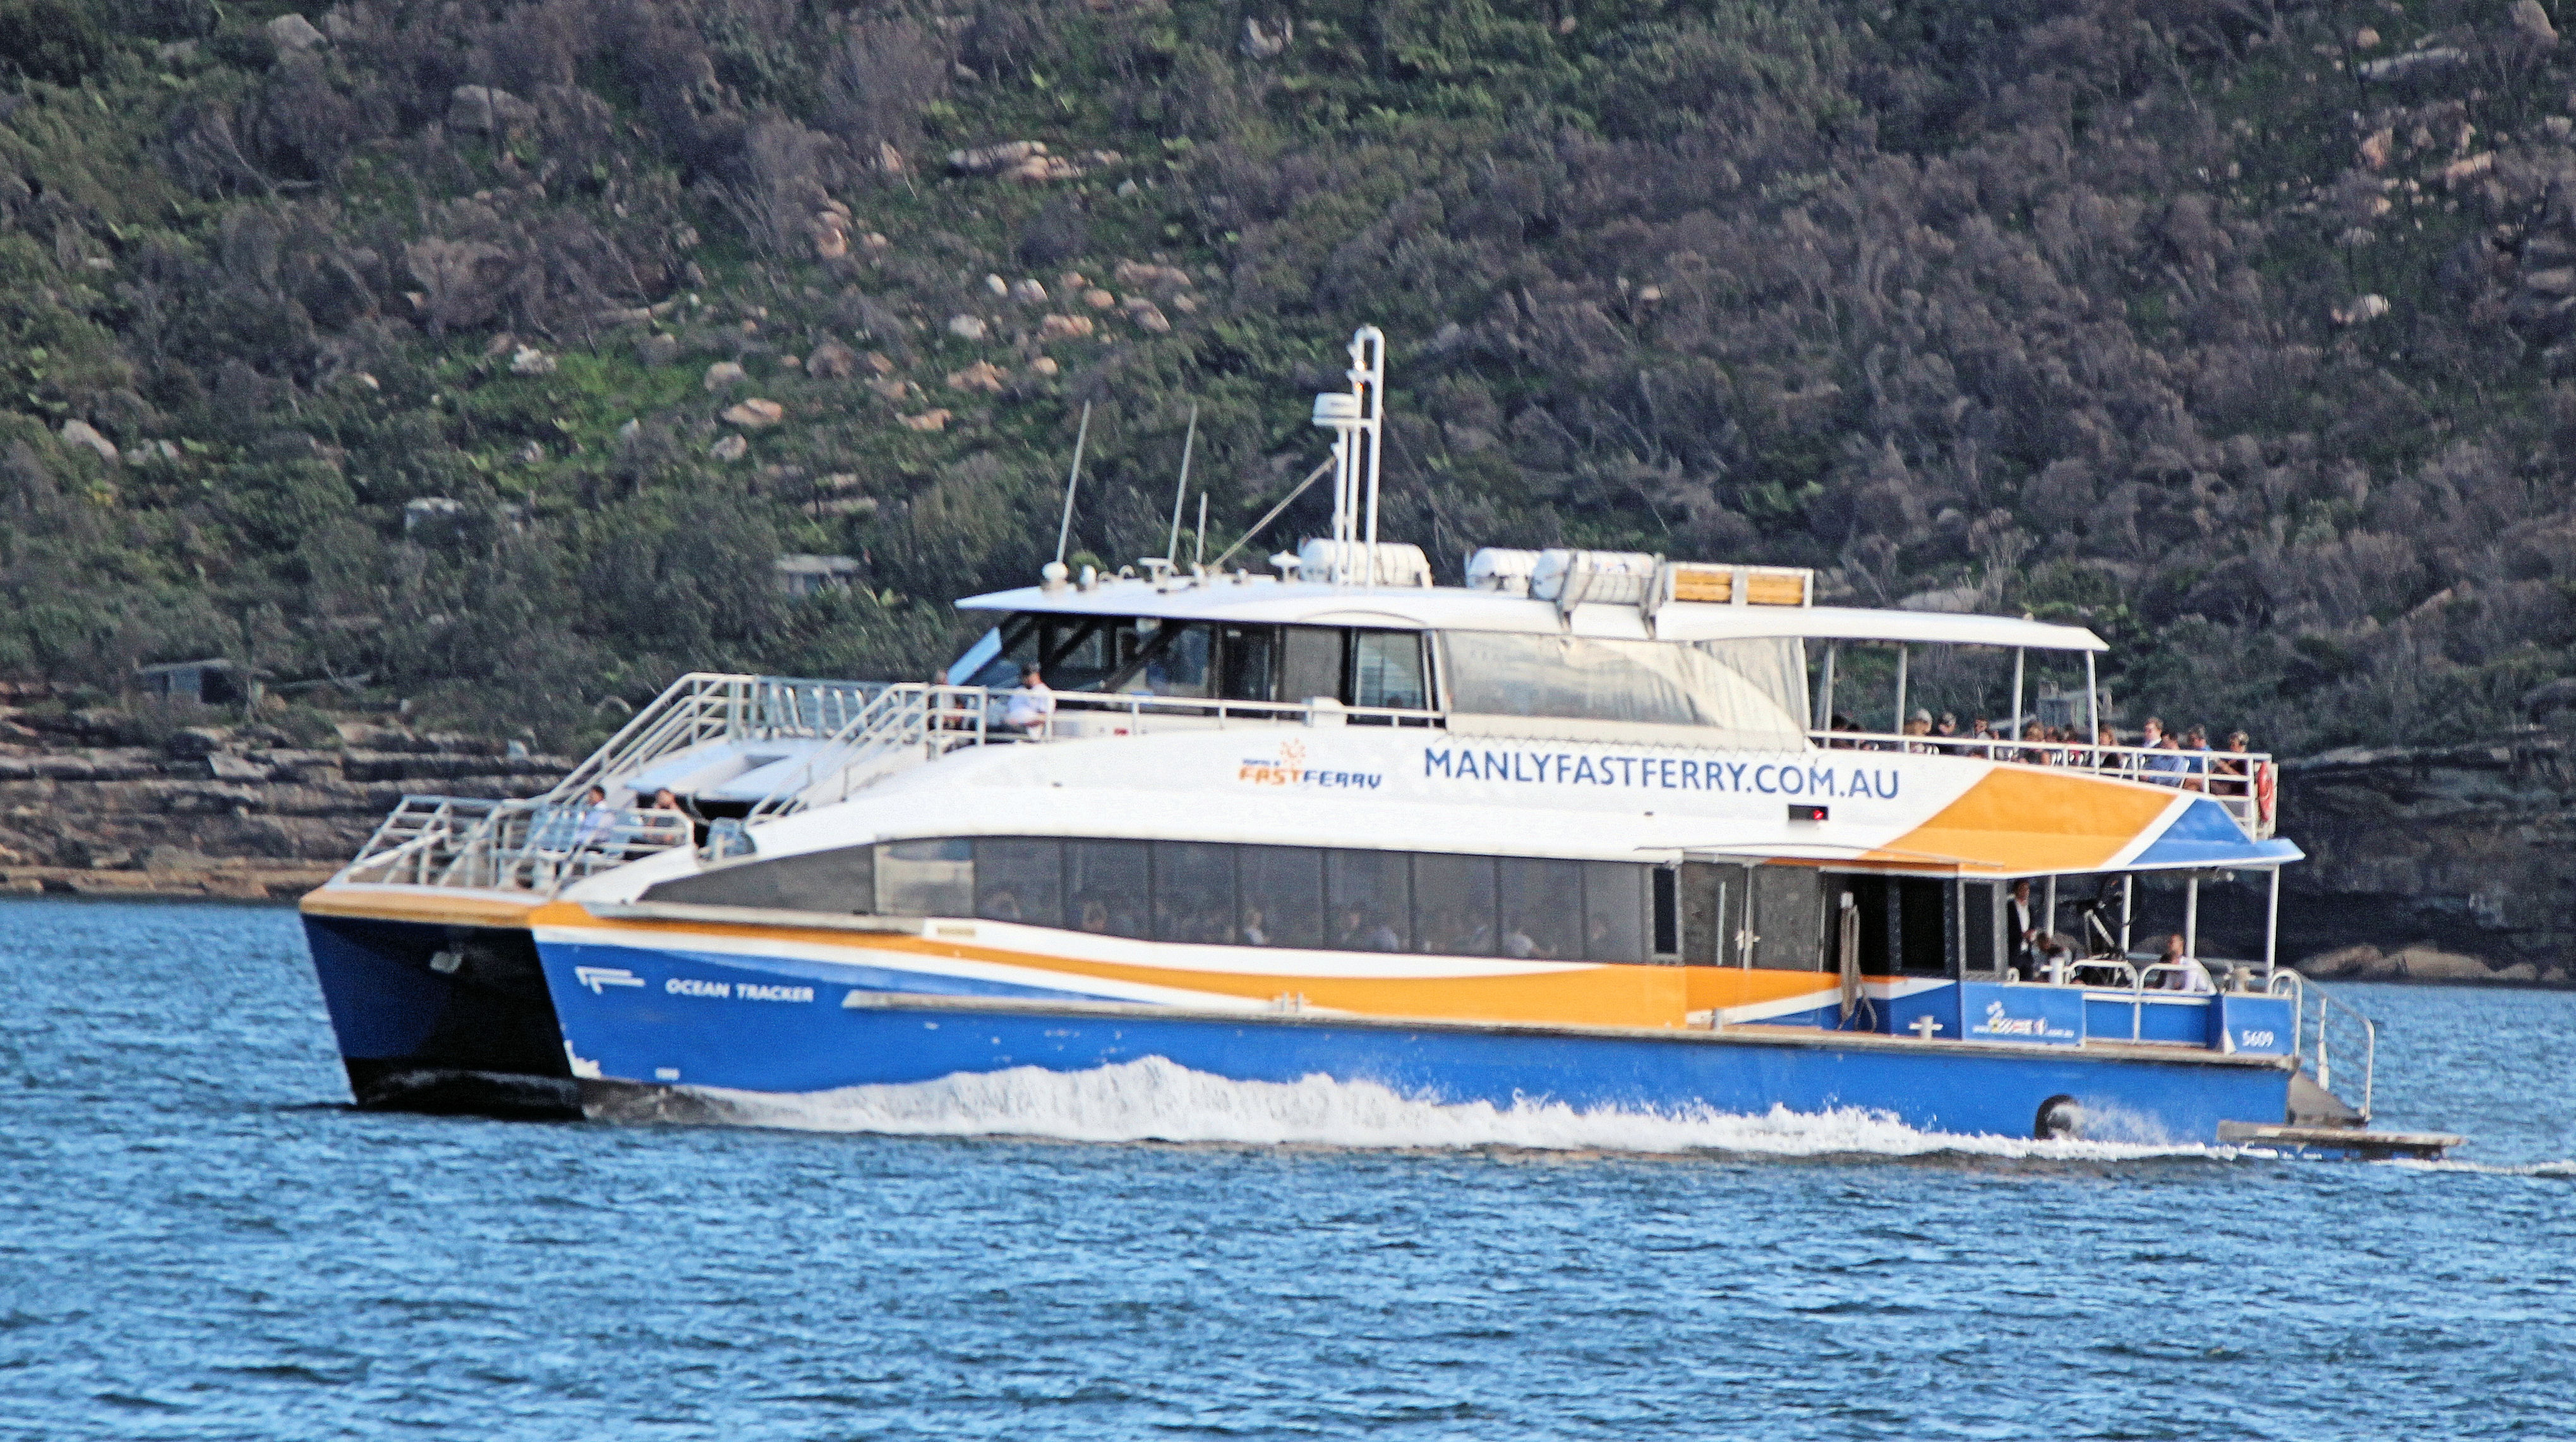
[1052,401,1091,567]
[1194,492,1208,567]
[1308,326,1385,586]
[1164,403,1198,562]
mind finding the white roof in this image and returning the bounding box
[957,579,2107,652]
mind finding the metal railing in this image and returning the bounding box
[339,795,512,887]
[337,798,693,892]
[744,683,1445,820]
[1809,728,2277,837]
[546,673,889,803]
[2276,970,2377,1121]
[334,675,1447,890]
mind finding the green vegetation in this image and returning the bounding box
[3,0,2575,750]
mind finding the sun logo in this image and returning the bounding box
[1279,739,1306,769]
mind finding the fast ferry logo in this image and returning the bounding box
[574,966,646,994]
[1237,738,1383,790]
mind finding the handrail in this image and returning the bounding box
[743,682,1447,820]
[546,673,890,803]
[1809,728,2277,837]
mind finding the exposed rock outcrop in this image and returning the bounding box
[0,709,568,901]
[2280,731,2576,985]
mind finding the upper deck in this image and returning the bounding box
[957,571,2109,651]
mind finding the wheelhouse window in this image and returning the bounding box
[1352,631,1427,709]
[974,614,1433,712]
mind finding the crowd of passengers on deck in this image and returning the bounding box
[1822,711,2260,795]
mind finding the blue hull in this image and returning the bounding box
[535,937,2293,1145]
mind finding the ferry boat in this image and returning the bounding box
[298,328,2455,1159]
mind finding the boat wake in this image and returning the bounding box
[686,1057,2244,1164]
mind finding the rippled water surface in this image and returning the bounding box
[1,897,2570,1440]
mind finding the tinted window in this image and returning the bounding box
[1218,626,1277,702]
[1137,623,1213,697]
[1327,850,1411,952]
[877,838,972,916]
[1412,853,1496,957]
[1652,867,1681,958]
[1280,627,1343,705]
[1582,862,1647,962]
[1041,618,1116,690]
[1498,858,1583,959]
[641,844,873,912]
[974,838,1062,928]
[1352,632,1426,709]
[1065,839,1150,938]
[1153,842,1236,944]
[1239,846,1324,948]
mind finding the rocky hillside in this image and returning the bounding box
[0,687,565,898]
[5,0,2576,764]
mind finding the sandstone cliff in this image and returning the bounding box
[0,704,569,901]
[2279,732,2576,987]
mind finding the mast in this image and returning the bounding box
[1310,325,1386,586]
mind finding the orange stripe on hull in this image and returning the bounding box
[1862,767,2176,874]
[541,903,1726,1028]
[1684,966,1841,1015]
[302,885,546,928]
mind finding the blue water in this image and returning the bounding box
[1,897,2570,1440]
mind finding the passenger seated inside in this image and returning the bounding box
[2155,933,2215,993]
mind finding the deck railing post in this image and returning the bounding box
[1817,641,1838,730]
[2009,647,2025,746]
[2264,867,2280,982]
[2085,651,2099,758]
[2120,873,2134,954]
[2184,873,2200,957]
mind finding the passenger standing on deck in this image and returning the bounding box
[1904,709,1935,753]
[1002,664,1055,735]
[2009,879,2042,978]
[1935,712,1960,753]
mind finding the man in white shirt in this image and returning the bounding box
[2156,933,2215,992]
[1002,664,1056,734]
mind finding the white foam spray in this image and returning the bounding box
[683,1057,2249,1163]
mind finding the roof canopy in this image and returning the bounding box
[959,580,2107,652]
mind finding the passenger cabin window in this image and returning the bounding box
[877,839,971,917]
[649,836,1668,963]
[973,838,1062,927]
[1238,846,1325,948]
[1327,850,1412,952]
[1065,839,1151,937]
